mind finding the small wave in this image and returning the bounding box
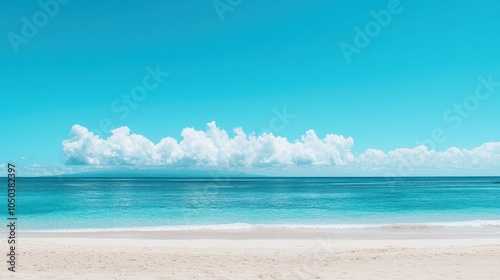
[20,220,500,233]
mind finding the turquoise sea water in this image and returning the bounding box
[5,177,500,231]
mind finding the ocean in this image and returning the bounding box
[6,177,500,231]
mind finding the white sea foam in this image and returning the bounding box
[22,220,500,233]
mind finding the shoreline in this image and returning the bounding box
[11,228,500,240]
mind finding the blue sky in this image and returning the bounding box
[1,0,500,176]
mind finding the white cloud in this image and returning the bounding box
[354,143,500,171]
[62,122,355,167]
[61,122,500,174]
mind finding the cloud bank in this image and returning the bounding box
[355,144,500,171]
[63,122,354,167]
[62,122,500,173]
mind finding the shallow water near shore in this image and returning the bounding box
[8,177,500,231]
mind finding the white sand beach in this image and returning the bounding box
[1,230,499,279]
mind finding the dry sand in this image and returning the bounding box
[1,230,499,279]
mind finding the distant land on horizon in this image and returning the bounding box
[26,169,500,180]
[38,168,261,178]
